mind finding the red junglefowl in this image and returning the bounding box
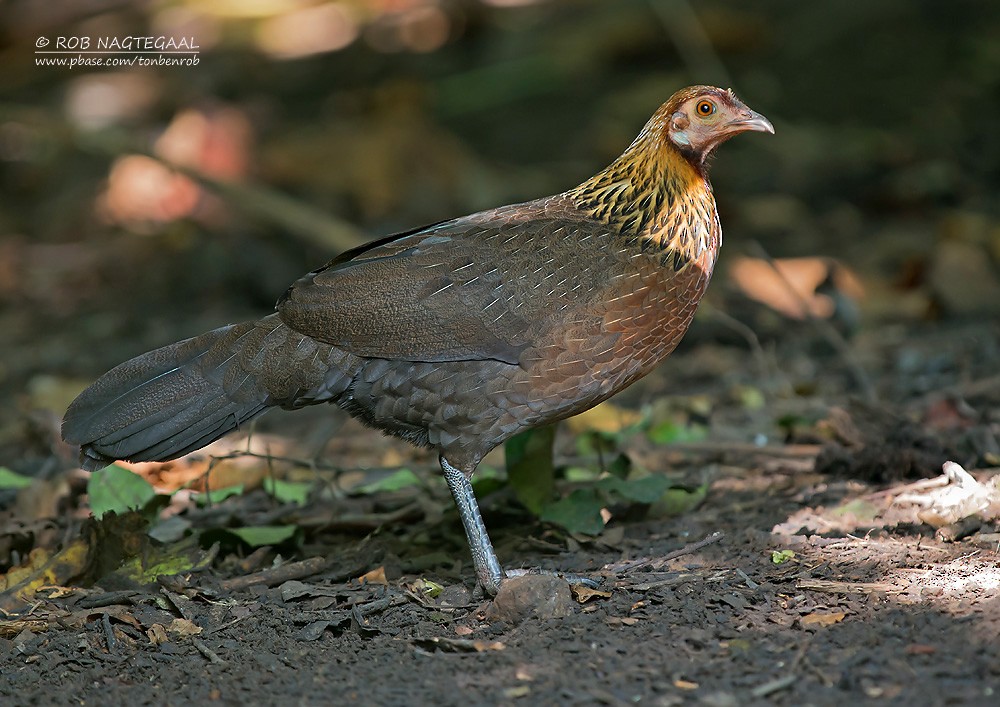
[63,86,773,594]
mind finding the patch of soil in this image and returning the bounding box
[4,305,999,706]
[3,451,1000,706]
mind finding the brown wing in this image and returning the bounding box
[277,198,621,364]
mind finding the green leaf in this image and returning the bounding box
[771,549,796,565]
[115,536,213,584]
[733,385,766,410]
[471,465,505,497]
[0,467,34,489]
[540,488,606,535]
[597,474,676,504]
[263,478,312,505]
[228,526,298,547]
[606,453,632,479]
[356,468,421,494]
[88,465,157,519]
[647,421,708,445]
[651,482,710,517]
[574,430,620,457]
[193,484,245,506]
[505,425,556,515]
[147,516,192,544]
[564,466,601,483]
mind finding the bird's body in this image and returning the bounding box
[63,86,772,593]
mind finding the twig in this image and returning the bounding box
[192,637,226,665]
[608,531,724,573]
[627,573,699,591]
[219,556,329,592]
[661,441,822,459]
[735,568,759,589]
[752,637,813,698]
[751,673,798,699]
[658,531,725,564]
[796,578,901,594]
[295,501,424,532]
[102,613,117,654]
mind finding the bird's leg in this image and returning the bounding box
[440,456,504,596]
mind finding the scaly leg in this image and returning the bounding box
[441,456,504,596]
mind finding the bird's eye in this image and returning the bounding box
[696,100,715,116]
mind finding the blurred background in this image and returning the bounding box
[2,0,999,470]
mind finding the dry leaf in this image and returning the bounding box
[503,686,531,699]
[606,616,639,626]
[800,611,847,627]
[471,640,505,652]
[357,566,388,586]
[416,636,505,653]
[0,541,92,613]
[674,679,698,690]
[168,618,203,637]
[572,585,612,603]
[147,623,168,644]
[454,625,473,636]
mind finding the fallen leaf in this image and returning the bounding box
[503,686,531,699]
[147,623,169,644]
[415,636,505,653]
[800,611,847,627]
[571,585,611,603]
[226,525,298,547]
[168,618,203,637]
[606,616,639,626]
[905,644,936,655]
[357,566,388,586]
[0,541,92,613]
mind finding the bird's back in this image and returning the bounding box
[288,184,721,471]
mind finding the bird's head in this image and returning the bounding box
[660,86,774,166]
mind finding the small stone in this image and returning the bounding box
[486,575,575,624]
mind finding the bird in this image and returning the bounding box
[63,86,773,595]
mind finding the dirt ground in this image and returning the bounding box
[3,315,999,707]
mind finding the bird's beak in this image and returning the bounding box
[728,109,774,135]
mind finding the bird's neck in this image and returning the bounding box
[567,135,721,271]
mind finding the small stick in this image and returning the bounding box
[662,442,822,459]
[609,531,724,573]
[796,578,899,594]
[192,637,226,665]
[628,573,699,591]
[219,556,328,592]
[102,613,117,654]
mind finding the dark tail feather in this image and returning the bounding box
[62,315,341,470]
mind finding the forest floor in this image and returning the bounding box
[2,309,999,707]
